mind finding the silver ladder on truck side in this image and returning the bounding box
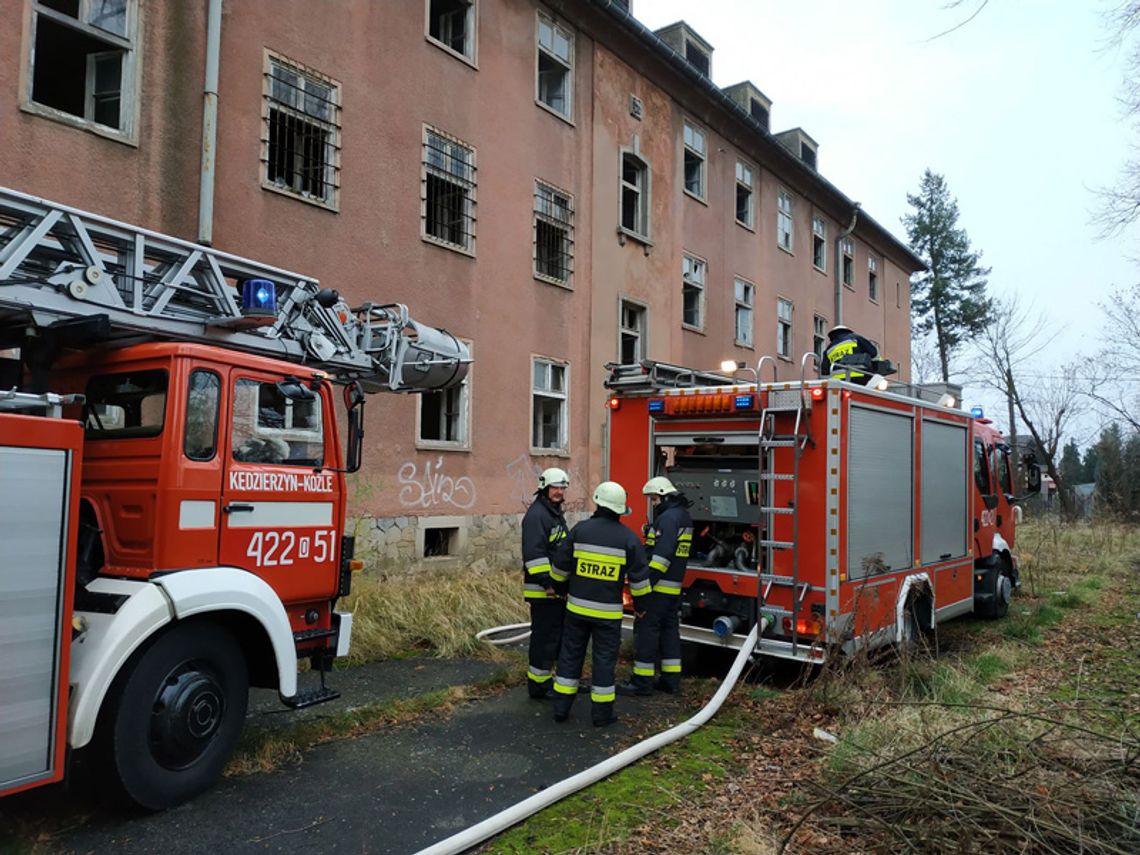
[756,353,819,658]
[0,186,468,393]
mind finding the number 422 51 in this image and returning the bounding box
[246,529,337,568]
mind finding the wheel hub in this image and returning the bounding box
[149,663,226,770]
[998,574,1012,605]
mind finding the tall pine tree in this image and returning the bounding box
[903,170,992,381]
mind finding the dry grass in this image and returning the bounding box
[340,567,528,663]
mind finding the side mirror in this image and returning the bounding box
[342,381,365,474]
[1024,454,1042,495]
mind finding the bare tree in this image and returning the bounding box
[1095,1,1140,235]
[970,294,1050,488]
[1014,366,1089,518]
[1087,283,1140,431]
[909,331,942,384]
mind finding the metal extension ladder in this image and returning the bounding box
[755,353,819,656]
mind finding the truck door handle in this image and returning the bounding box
[224,503,255,514]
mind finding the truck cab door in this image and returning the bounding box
[218,373,344,609]
[991,444,1016,547]
[973,438,999,554]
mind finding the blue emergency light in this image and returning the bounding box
[971,406,985,418]
[648,398,665,413]
[734,394,754,410]
[241,278,277,317]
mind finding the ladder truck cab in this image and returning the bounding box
[604,358,1040,664]
[0,188,469,808]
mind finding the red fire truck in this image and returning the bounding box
[605,358,1039,663]
[0,188,468,808]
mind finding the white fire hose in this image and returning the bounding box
[414,618,767,855]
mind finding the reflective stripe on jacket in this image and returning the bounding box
[645,493,693,595]
[521,493,568,600]
[552,510,650,619]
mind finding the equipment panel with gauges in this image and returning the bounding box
[669,466,760,525]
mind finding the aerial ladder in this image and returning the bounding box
[0,185,469,395]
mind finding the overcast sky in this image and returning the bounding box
[633,0,1136,443]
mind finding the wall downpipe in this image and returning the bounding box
[834,203,860,326]
[197,0,223,246]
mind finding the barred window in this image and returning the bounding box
[777,298,793,359]
[422,128,476,252]
[735,278,754,347]
[263,56,341,208]
[777,190,793,251]
[812,216,827,271]
[534,181,574,285]
[682,254,705,329]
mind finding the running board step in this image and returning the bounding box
[760,507,794,515]
[281,686,341,709]
[293,627,337,643]
[761,440,796,448]
[758,473,795,481]
[759,540,794,549]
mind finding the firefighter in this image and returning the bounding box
[619,476,693,696]
[549,481,651,726]
[821,324,879,385]
[521,467,570,699]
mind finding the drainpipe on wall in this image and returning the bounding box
[197,0,223,246]
[834,203,860,326]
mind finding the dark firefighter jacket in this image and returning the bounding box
[644,493,694,595]
[521,493,568,600]
[550,509,651,620]
[822,331,879,381]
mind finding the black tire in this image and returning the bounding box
[899,593,936,654]
[104,621,248,809]
[976,559,1013,619]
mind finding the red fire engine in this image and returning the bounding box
[0,188,468,808]
[605,358,1040,663]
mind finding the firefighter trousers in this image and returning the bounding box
[527,598,565,698]
[552,613,620,723]
[631,592,682,691]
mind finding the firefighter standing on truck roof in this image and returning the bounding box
[521,468,570,699]
[619,476,692,696]
[821,324,879,385]
[549,481,650,726]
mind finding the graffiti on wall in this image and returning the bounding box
[397,456,477,510]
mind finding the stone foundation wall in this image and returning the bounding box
[352,511,591,578]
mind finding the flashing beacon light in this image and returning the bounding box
[607,396,621,411]
[810,387,825,401]
[733,393,754,410]
[647,398,665,413]
[241,278,278,317]
[970,405,985,419]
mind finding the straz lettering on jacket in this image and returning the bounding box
[575,552,623,581]
[647,527,691,558]
[826,339,858,364]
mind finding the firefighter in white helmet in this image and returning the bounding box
[520,467,570,699]
[548,481,651,726]
[619,476,693,696]
[821,324,880,385]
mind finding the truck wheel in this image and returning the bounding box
[105,622,248,809]
[976,559,1013,619]
[899,593,935,653]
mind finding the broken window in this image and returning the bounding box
[683,122,706,198]
[777,298,793,359]
[534,181,574,284]
[868,255,879,302]
[620,301,646,363]
[29,0,136,134]
[735,279,754,347]
[428,0,475,60]
[841,238,855,288]
[777,190,793,252]
[532,358,568,451]
[423,128,476,251]
[812,216,827,271]
[537,13,573,118]
[620,151,649,238]
[682,254,705,329]
[264,56,341,207]
[813,314,828,363]
[735,161,754,227]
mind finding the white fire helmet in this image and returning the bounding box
[538,467,570,489]
[592,481,630,515]
[642,476,678,496]
[828,324,853,337]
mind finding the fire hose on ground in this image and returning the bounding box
[414,618,768,855]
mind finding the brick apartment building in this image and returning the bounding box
[0,0,922,572]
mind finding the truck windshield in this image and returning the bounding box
[85,370,168,439]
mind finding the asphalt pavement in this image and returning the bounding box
[0,654,695,855]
